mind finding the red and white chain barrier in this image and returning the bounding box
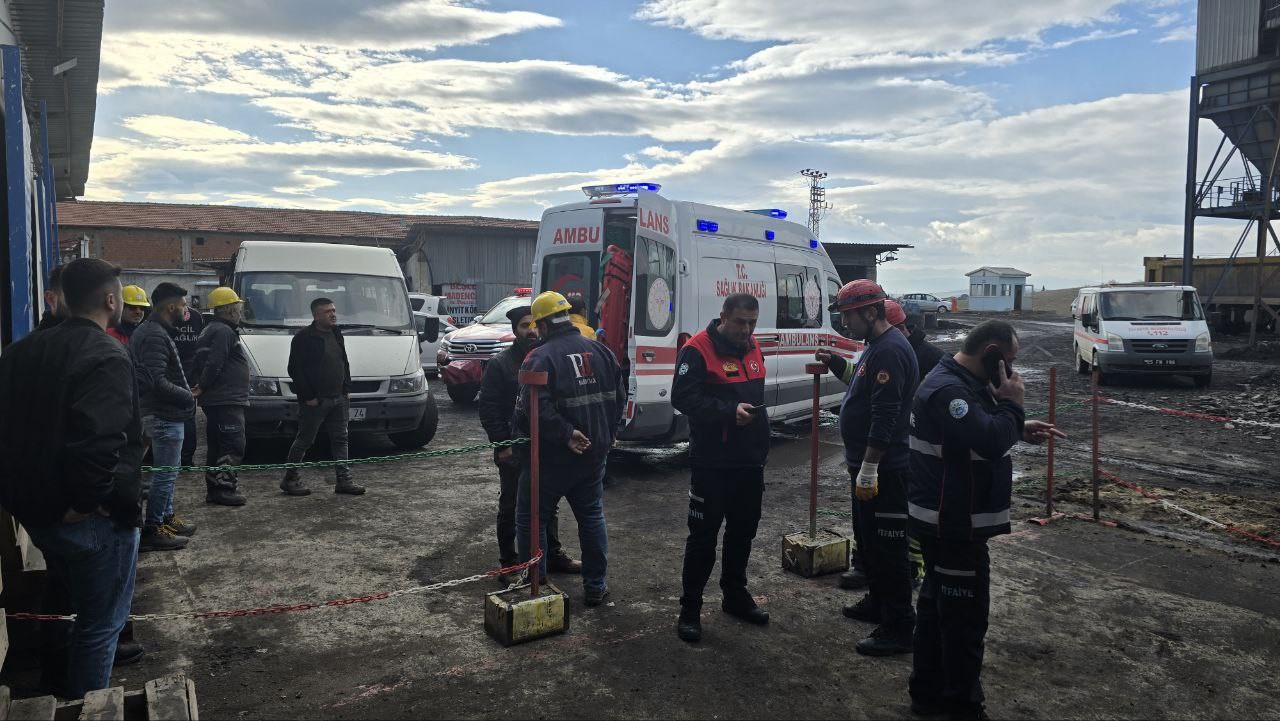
[1101,470,1280,550]
[1098,396,1280,430]
[6,553,542,623]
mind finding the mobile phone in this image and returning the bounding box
[747,403,766,413]
[982,348,1013,387]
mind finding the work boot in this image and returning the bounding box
[335,479,366,495]
[584,587,611,607]
[676,606,702,643]
[140,525,189,552]
[721,599,769,625]
[909,698,950,718]
[842,594,881,623]
[549,551,582,574]
[839,567,869,590]
[855,625,913,656]
[280,471,311,496]
[113,640,145,667]
[162,514,197,537]
[206,487,247,506]
[947,704,990,721]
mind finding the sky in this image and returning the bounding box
[86,0,1232,293]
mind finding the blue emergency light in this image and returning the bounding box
[747,209,788,219]
[581,182,661,198]
[696,220,719,233]
[765,230,775,241]
[810,239,820,249]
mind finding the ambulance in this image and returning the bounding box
[533,183,860,442]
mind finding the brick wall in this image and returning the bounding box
[58,227,401,271]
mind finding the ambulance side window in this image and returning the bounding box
[634,236,676,336]
[827,276,844,335]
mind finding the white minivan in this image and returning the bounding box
[533,182,861,442]
[230,241,441,449]
[1072,283,1213,387]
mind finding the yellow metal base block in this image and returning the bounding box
[484,582,569,646]
[782,529,851,578]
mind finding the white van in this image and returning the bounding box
[533,183,860,442]
[1072,283,1213,387]
[230,241,440,448]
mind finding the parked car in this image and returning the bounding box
[437,289,533,404]
[414,310,457,378]
[899,292,950,313]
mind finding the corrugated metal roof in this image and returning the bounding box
[9,0,104,198]
[56,200,538,239]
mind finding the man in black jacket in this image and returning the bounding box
[282,297,363,496]
[131,282,196,552]
[0,258,144,699]
[173,304,204,469]
[194,287,250,507]
[671,293,771,643]
[36,264,65,331]
[902,311,945,384]
[477,304,578,582]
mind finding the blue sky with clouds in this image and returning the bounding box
[88,0,1220,293]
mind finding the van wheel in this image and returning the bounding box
[447,383,479,404]
[1076,344,1089,374]
[1193,371,1212,389]
[390,395,439,449]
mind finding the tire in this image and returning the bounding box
[1193,371,1212,389]
[1076,344,1090,374]
[938,305,948,313]
[390,394,439,449]
[446,382,479,404]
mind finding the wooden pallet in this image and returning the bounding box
[1,674,197,721]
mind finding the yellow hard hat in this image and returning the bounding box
[121,285,150,307]
[530,291,571,323]
[206,286,243,309]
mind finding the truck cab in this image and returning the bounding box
[1073,283,1213,387]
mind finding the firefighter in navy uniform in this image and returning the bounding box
[513,291,625,608]
[818,280,918,657]
[907,320,1064,720]
[672,293,770,643]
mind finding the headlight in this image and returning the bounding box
[249,377,281,396]
[1195,332,1211,353]
[390,370,426,394]
[1105,332,1125,351]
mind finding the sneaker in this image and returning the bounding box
[335,481,366,495]
[855,625,913,657]
[162,514,197,537]
[584,587,611,607]
[140,525,189,552]
[206,488,247,506]
[839,568,868,590]
[113,640,145,667]
[842,594,881,623]
[676,607,702,643]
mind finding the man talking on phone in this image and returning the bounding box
[672,293,770,643]
[906,320,1065,720]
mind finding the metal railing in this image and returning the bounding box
[1197,175,1280,211]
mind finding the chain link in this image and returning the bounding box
[142,437,529,475]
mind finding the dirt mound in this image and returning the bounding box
[1187,366,1280,425]
[1218,339,1280,362]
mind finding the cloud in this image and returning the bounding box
[1157,25,1196,43]
[121,116,253,144]
[1041,28,1139,50]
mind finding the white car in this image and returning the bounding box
[414,311,457,378]
[900,292,949,313]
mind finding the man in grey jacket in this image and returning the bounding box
[130,282,196,552]
[193,287,250,507]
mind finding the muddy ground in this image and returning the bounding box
[20,314,1280,719]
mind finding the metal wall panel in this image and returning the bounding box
[1197,0,1261,74]
[424,232,536,312]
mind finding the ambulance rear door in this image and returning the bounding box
[535,207,609,315]
[625,192,681,439]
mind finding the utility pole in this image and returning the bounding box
[800,169,831,238]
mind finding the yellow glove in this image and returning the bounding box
[855,461,879,502]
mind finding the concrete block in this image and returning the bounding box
[484,582,569,646]
[782,529,850,578]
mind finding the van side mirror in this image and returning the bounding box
[418,316,440,344]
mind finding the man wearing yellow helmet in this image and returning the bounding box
[107,284,149,344]
[512,290,626,608]
[193,287,249,506]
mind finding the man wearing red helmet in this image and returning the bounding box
[818,279,918,656]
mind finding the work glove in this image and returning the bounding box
[855,461,879,502]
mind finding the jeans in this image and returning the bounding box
[26,515,139,699]
[496,453,560,566]
[204,405,246,492]
[853,467,916,632]
[516,461,608,592]
[142,416,185,528]
[286,396,350,482]
[910,536,991,713]
[680,466,764,610]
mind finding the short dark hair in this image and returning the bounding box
[151,282,188,306]
[311,297,334,312]
[962,320,1018,355]
[62,258,121,315]
[722,293,759,314]
[47,264,64,291]
[568,297,586,315]
[506,304,532,328]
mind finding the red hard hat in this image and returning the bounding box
[885,299,906,326]
[831,279,888,313]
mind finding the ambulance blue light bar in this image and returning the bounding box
[747,209,788,219]
[696,220,718,233]
[765,230,776,241]
[581,182,661,198]
[810,239,820,249]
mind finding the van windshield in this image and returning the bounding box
[1099,290,1203,321]
[237,272,412,331]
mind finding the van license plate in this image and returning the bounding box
[1143,359,1176,366]
[349,407,367,421]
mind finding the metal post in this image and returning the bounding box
[806,362,826,539]
[1046,366,1057,517]
[519,369,548,596]
[1182,74,1199,287]
[1091,369,1101,521]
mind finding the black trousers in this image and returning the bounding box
[910,535,991,713]
[852,467,915,631]
[204,405,246,492]
[680,466,764,610]
[181,416,198,467]
[496,454,560,566]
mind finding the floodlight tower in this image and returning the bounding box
[801,169,831,238]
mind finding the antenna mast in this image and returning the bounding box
[800,169,831,238]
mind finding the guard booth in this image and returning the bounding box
[966,267,1033,312]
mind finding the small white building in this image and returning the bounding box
[966,267,1032,311]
